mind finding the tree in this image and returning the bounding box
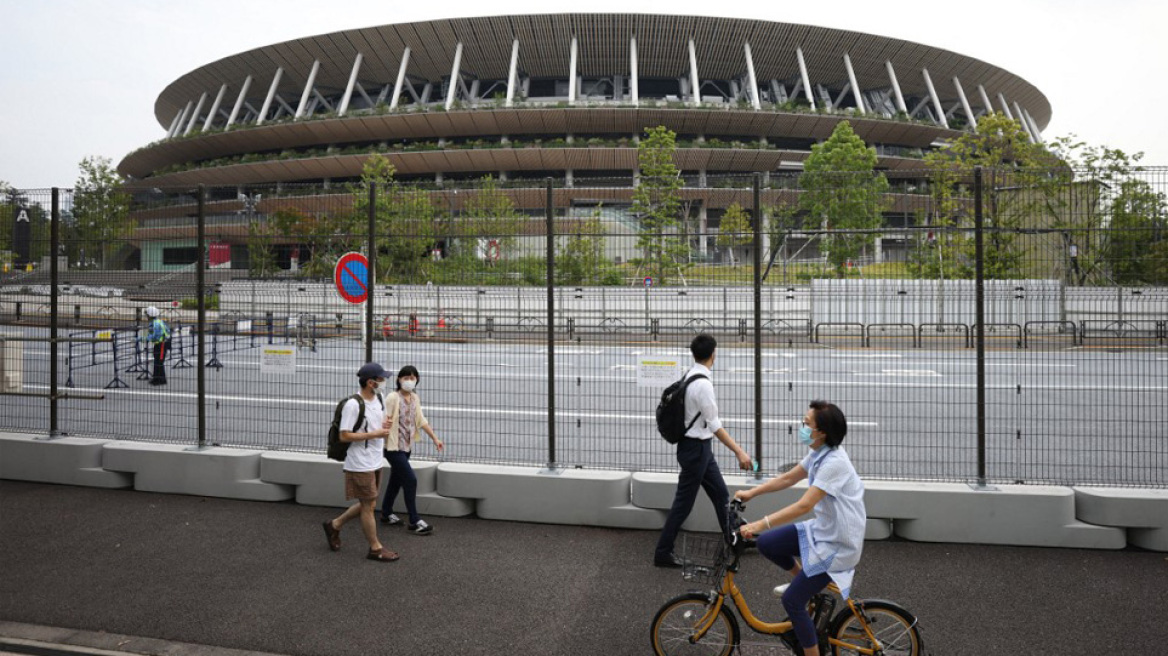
[715,203,752,265]
[557,208,607,285]
[799,121,889,276]
[1103,178,1168,285]
[351,154,438,282]
[915,113,1057,280]
[246,216,279,278]
[633,126,689,283]
[70,156,132,269]
[1043,138,1147,285]
[460,175,522,260]
[267,206,341,279]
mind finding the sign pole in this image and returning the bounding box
[365,183,376,364]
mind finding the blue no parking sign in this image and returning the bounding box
[334,252,370,304]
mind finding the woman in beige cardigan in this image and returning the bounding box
[378,365,444,534]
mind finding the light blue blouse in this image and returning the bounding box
[796,446,866,598]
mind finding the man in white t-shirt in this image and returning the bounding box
[322,362,400,562]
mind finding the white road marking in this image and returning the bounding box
[853,370,941,377]
[33,384,878,426]
[832,354,902,358]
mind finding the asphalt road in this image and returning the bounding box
[5,324,1165,485]
[1,480,1166,655]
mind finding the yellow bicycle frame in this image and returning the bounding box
[688,573,882,655]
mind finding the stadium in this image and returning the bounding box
[116,13,1051,270]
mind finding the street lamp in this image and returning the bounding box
[238,192,262,273]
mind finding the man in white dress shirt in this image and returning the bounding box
[654,334,753,568]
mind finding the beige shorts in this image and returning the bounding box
[344,470,381,501]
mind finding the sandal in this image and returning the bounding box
[322,520,341,552]
[367,547,400,562]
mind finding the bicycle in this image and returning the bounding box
[650,499,923,655]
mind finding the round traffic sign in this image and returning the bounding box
[644,276,653,288]
[335,252,370,304]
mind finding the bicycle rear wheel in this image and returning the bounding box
[829,599,922,656]
[650,592,739,656]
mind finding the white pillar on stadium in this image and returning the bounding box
[174,100,193,137]
[569,36,578,105]
[166,109,183,138]
[886,61,907,114]
[1013,102,1035,141]
[445,43,463,111]
[505,39,519,107]
[226,75,252,128]
[390,47,411,110]
[1023,109,1044,143]
[997,93,1014,120]
[977,84,993,117]
[743,42,761,110]
[953,77,976,129]
[338,53,363,116]
[630,36,639,107]
[796,47,815,110]
[184,92,207,135]
[296,60,321,119]
[688,38,701,106]
[921,69,948,128]
[844,53,865,114]
[257,67,284,125]
[203,84,227,131]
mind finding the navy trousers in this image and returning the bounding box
[380,450,419,525]
[655,437,730,559]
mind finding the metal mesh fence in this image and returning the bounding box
[1,167,1165,487]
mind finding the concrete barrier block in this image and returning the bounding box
[260,454,476,516]
[866,480,1125,549]
[380,460,475,518]
[439,463,661,528]
[260,451,349,507]
[0,433,132,488]
[1074,487,1168,552]
[103,442,292,501]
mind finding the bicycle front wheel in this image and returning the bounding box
[650,592,739,656]
[829,599,922,656]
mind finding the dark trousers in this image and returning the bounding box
[655,437,729,559]
[758,524,832,648]
[150,341,167,385]
[380,450,419,524]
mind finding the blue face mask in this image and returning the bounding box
[798,424,814,446]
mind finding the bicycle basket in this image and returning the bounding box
[678,533,730,586]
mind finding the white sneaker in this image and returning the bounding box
[408,519,433,535]
[772,583,790,598]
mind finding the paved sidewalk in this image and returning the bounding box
[1,480,1166,655]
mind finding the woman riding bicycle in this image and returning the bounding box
[736,400,866,656]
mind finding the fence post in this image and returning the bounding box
[365,183,375,364]
[752,174,763,477]
[196,184,207,450]
[545,178,557,470]
[974,166,987,487]
[49,188,60,437]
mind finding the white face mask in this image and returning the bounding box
[400,380,417,392]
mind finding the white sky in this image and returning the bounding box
[1,0,1164,189]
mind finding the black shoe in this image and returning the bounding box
[654,553,685,568]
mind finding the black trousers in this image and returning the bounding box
[150,341,167,384]
[655,437,730,559]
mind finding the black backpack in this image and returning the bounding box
[327,394,382,461]
[656,373,707,444]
